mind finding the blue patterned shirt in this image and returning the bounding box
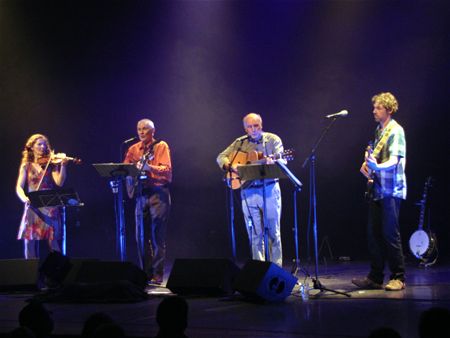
[372,119,407,200]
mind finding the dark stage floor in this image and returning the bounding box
[1,260,449,338]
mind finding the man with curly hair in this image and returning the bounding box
[352,92,407,291]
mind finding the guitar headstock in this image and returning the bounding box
[366,141,373,155]
[282,148,295,161]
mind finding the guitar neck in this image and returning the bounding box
[251,152,289,164]
[418,202,425,230]
[417,178,431,230]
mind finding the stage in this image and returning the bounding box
[1,260,449,338]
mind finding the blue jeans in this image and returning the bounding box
[367,197,405,283]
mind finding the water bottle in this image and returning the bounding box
[299,282,309,301]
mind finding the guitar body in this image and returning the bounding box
[226,149,294,190]
[226,151,252,190]
[126,150,155,199]
[365,178,374,201]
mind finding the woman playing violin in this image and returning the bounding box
[16,134,69,259]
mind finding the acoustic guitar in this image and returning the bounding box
[408,176,438,266]
[126,149,155,199]
[226,149,294,190]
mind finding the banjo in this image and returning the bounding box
[408,177,438,266]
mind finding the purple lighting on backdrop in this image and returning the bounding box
[0,1,448,263]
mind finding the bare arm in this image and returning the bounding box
[360,162,371,179]
[16,163,30,204]
[52,161,68,187]
[366,155,400,172]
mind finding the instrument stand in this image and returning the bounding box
[226,183,237,262]
[291,188,304,276]
[318,236,335,264]
[93,163,140,262]
[27,188,83,256]
[273,160,306,278]
[241,188,255,257]
[237,163,288,262]
[135,176,146,270]
[223,143,247,262]
[302,118,351,298]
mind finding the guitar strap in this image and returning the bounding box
[371,120,398,158]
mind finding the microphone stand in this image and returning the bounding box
[120,137,137,161]
[302,117,351,297]
[224,140,246,262]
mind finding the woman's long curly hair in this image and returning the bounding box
[21,134,52,165]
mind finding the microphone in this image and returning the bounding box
[123,136,138,144]
[325,110,349,119]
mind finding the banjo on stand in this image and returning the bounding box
[408,176,438,267]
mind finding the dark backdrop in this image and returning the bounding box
[1,0,448,267]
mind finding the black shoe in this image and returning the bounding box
[352,277,383,290]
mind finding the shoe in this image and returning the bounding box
[148,276,163,286]
[385,279,405,291]
[352,277,383,290]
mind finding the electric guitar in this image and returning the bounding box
[409,177,438,266]
[226,149,294,190]
[363,142,375,200]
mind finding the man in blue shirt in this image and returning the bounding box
[353,92,407,291]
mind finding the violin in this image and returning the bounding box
[37,153,82,166]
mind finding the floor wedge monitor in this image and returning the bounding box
[233,260,297,302]
[167,258,240,296]
[0,259,40,291]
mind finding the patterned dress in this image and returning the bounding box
[17,162,61,241]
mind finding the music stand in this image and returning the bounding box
[93,163,141,261]
[237,163,287,261]
[27,188,83,255]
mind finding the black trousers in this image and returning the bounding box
[367,197,405,284]
[135,186,171,280]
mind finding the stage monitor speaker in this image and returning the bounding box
[0,259,39,291]
[33,259,148,303]
[39,251,73,287]
[233,260,297,302]
[63,260,148,290]
[166,258,240,296]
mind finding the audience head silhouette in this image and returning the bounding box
[368,326,401,338]
[8,326,36,338]
[419,306,450,338]
[81,312,115,338]
[91,323,125,338]
[18,301,53,338]
[156,296,189,338]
